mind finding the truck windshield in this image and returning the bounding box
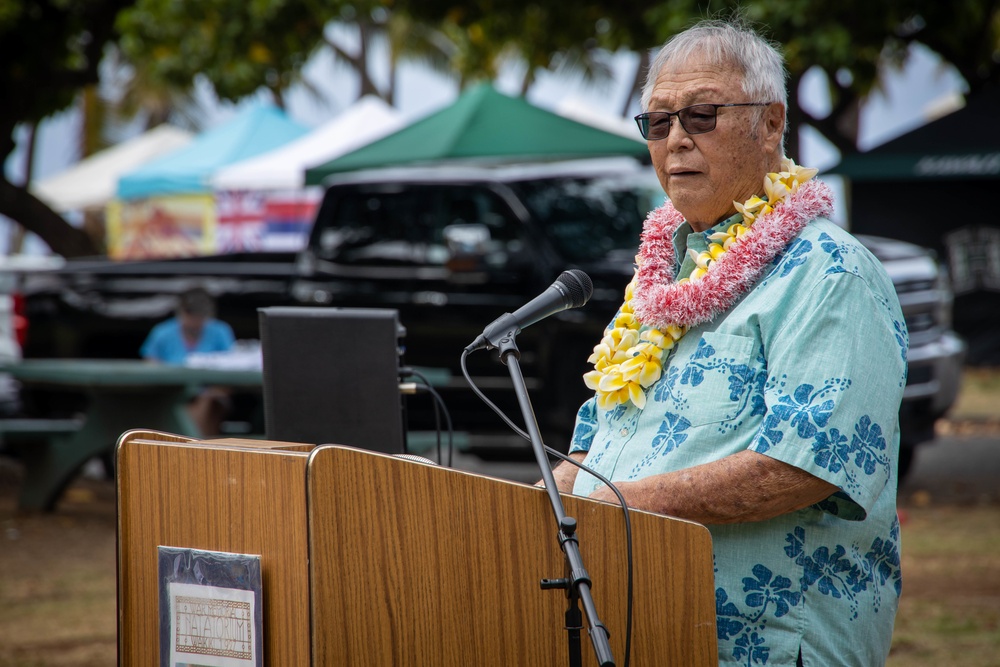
[510,176,666,263]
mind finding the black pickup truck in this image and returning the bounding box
[14,158,965,476]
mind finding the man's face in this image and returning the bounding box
[180,312,207,340]
[646,52,781,230]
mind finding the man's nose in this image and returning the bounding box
[665,116,694,149]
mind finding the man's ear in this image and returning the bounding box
[762,102,785,154]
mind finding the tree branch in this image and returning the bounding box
[0,176,99,257]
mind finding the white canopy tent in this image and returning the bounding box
[555,97,642,141]
[211,96,404,192]
[30,124,193,212]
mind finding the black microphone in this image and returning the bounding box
[465,269,594,352]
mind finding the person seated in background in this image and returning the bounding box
[141,287,235,436]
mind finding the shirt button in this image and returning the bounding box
[619,428,629,437]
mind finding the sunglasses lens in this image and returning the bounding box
[679,105,717,134]
[641,114,672,140]
[635,115,650,139]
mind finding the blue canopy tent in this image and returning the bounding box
[109,105,308,258]
[117,105,308,199]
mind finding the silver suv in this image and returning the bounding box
[856,235,965,478]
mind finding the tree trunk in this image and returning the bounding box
[785,71,805,164]
[621,49,649,116]
[7,121,37,254]
[0,176,100,257]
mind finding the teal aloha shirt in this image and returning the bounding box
[570,214,908,667]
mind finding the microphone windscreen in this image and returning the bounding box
[393,454,439,466]
[557,269,594,308]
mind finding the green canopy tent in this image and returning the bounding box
[825,85,1000,182]
[304,83,648,184]
[824,85,1000,363]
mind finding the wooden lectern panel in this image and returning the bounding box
[307,446,718,666]
[117,430,315,666]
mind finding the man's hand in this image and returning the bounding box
[536,451,589,494]
[588,481,632,505]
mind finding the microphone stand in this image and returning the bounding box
[494,333,615,667]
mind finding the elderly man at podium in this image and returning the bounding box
[548,17,906,667]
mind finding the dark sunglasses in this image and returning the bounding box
[634,102,772,140]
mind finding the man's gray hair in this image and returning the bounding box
[640,18,788,149]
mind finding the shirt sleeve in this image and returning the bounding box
[748,270,906,520]
[568,396,599,454]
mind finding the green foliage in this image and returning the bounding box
[399,3,658,88]
[0,0,131,127]
[115,0,338,102]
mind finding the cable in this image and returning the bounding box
[459,350,530,439]
[544,447,633,667]
[460,348,634,667]
[400,368,455,467]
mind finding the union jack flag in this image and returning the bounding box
[216,190,267,252]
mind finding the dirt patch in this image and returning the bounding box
[0,460,117,667]
[2,439,1000,666]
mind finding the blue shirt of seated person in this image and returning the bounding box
[140,288,235,366]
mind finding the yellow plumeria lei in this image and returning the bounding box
[583,157,819,410]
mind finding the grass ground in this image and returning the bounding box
[0,368,998,666]
[888,506,1000,667]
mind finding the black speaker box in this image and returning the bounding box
[258,306,405,454]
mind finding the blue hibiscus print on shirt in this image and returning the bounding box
[733,632,770,666]
[818,232,843,262]
[819,232,847,275]
[629,412,691,476]
[785,524,901,620]
[811,428,850,473]
[754,413,785,453]
[776,238,812,277]
[770,383,835,439]
[681,339,715,386]
[812,416,890,493]
[852,415,889,476]
[570,401,598,449]
[716,589,746,641]
[716,562,802,666]
[743,564,801,618]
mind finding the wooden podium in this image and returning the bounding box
[117,430,718,666]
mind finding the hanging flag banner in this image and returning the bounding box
[107,195,215,259]
[216,188,321,253]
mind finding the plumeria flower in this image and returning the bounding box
[688,248,712,269]
[763,176,789,205]
[627,382,648,409]
[640,328,665,346]
[583,369,604,390]
[615,311,636,328]
[597,367,627,393]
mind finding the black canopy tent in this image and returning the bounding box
[824,86,1000,363]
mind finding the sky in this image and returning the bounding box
[1,33,967,254]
